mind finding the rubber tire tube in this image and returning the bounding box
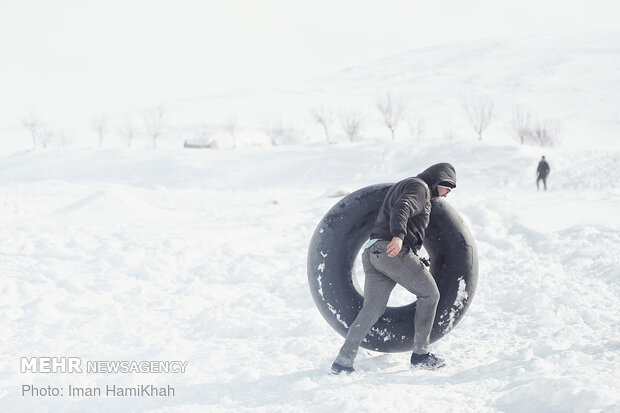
[307,183,478,353]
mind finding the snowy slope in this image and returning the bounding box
[311,31,619,145]
[3,32,619,154]
[171,32,620,148]
[1,139,619,412]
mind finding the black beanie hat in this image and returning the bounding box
[437,180,456,189]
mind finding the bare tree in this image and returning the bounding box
[92,113,109,148]
[56,129,73,148]
[464,95,494,140]
[376,92,407,140]
[511,107,532,145]
[37,125,54,149]
[21,112,42,150]
[531,119,561,147]
[339,109,364,142]
[223,117,238,148]
[262,117,301,146]
[143,106,166,148]
[118,120,136,148]
[309,106,335,143]
[408,117,425,140]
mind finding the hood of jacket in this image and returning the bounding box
[416,162,457,192]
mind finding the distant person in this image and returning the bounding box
[536,156,550,191]
[331,163,456,374]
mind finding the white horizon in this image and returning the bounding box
[1,0,619,127]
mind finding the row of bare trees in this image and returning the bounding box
[22,106,245,150]
[309,107,366,143]
[309,93,407,143]
[464,98,560,146]
[21,113,58,150]
[309,93,492,144]
[310,93,559,147]
[91,107,166,148]
[22,107,167,150]
[21,97,560,149]
[511,107,560,147]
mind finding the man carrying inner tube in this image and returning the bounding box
[331,163,457,374]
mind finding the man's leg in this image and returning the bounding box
[334,250,395,368]
[543,176,547,190]
[369,245,440,355]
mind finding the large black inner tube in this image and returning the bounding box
[307,184,478,353]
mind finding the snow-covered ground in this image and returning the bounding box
[1,138,619,412]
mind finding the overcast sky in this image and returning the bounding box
[1,0,619,125]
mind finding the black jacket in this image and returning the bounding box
[370,163,457,251]
[537,160,550,177]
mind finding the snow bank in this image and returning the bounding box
[0,139,619,412]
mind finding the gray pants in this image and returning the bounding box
[537,175,547,190]
[335,240,440,367]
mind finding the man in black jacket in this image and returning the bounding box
[536,155,550,190]
[331,163,456,374]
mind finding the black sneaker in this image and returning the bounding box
[410,353,445,370]
[330,361,355,375]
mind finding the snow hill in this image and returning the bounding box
[313,32,620,144]
[166,32,620,149]
[1,138,619,412]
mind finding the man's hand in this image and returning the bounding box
[387,237,403,257]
